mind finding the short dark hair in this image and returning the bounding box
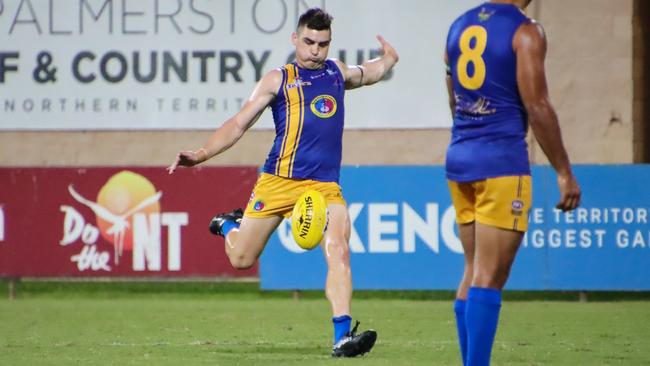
[297,8,333,32]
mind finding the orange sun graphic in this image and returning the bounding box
[95,171,160,251]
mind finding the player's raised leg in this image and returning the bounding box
[211,213,283,269]
[465,223,523,366]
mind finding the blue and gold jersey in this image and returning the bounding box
[263,59,345,183]
[446,2,531,182]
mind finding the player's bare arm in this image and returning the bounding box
[514,22,581,211]
[336,35,399,90]
[167,70,282,174]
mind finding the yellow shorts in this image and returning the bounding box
[244,173,346,218]
[448,175,532,232]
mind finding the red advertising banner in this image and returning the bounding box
[0,167,259,278]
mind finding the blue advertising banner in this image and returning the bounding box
[259,166,650,290]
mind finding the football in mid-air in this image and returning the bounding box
[291,189,328,250]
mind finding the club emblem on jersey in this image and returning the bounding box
[511,200,524,216]
[310,95,337,118]
[478,8,495,22]
[253,200,265,211]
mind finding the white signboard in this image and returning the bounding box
[0,0,481,130]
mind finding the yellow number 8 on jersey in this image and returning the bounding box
[457,25,488,90]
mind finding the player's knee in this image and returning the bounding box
[324,236,350,267]
[328,236,349,256]
[229,254,255,270]
[472,268,510,289]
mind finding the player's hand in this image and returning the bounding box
[556,173,581,212]
[167,150,202,175]
[376,35,399,64]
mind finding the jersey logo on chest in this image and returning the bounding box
[310,95,337,118]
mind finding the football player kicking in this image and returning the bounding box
[168,8,398,357]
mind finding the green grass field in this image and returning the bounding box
[1,282,649,365]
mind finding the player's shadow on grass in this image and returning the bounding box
[210,343,326,357]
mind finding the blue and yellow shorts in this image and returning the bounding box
[244,173,346,218]
[447,175,532,232]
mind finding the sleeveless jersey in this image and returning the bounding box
[446,2,531,182]
[263,59,345,183]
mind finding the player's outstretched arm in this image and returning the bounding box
[167,70,281,174]
[337,35,399,89]
[515,22,581,211]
